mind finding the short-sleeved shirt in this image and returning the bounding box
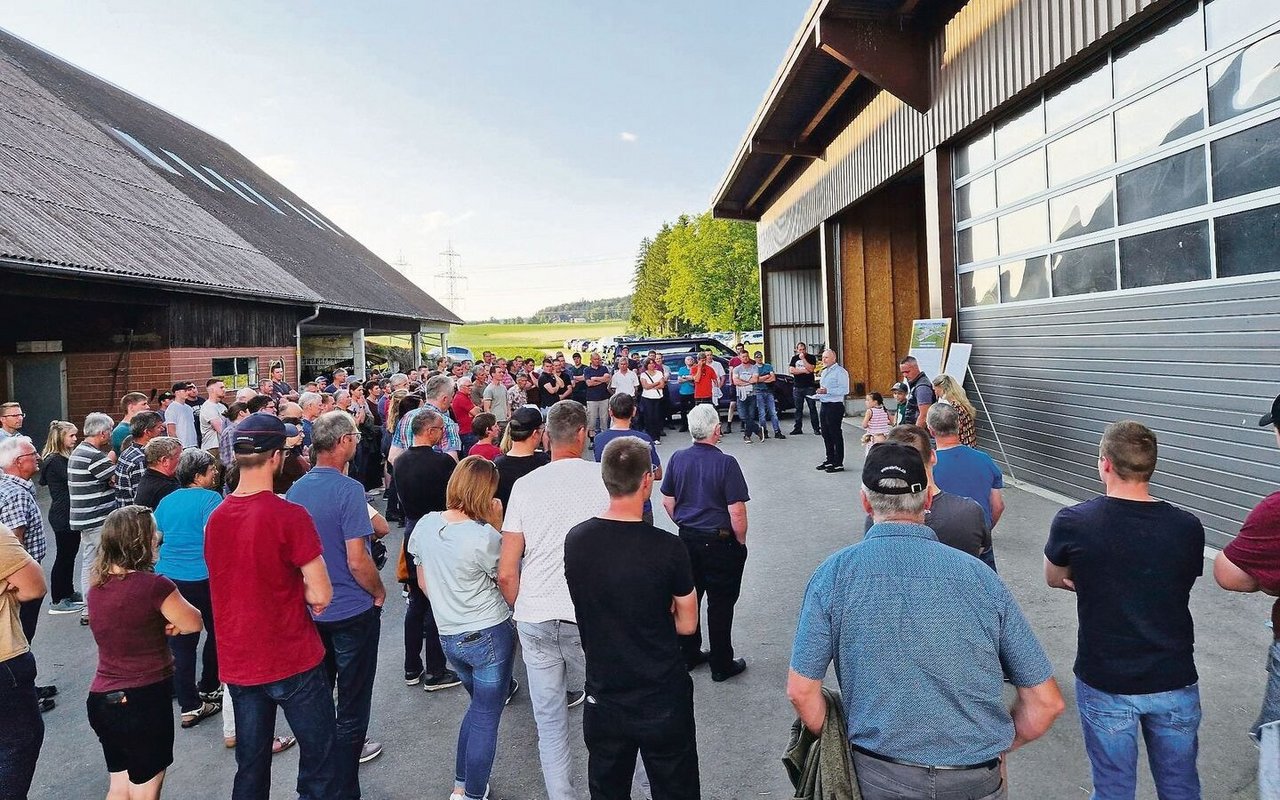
[660,443,749,531]
[154,487,220,582]
[407,513,510,635]
[394,447,456,521]
[593,429,660,515]
[0,474,45,563]
[502,459,611,623]
[610,370,639,397]
[791,522,1053,765]
[393,403,461,455]
[933,446,1004,528]
[110,422,131,455]
[205,492,325,685]
[69,442,117,531]
[0,535,33,662]
[495,452,551,511]
[452,392,477,436]
[732,364,758,401]
[199,401,226,450]
[754,363,776,394]
[789,354,818,389]
[219,420,241,468]
[568,365,588,403]
[566,518,695,704]
[287,467,377,623]
[88,571,177,692]
[538,372,569,407]
[863,491,990,557]
[1045,496,1204,695]
[902,373,936,425]
[583,366,611,402]
[1222,492,1280,592]
[165,402,198,448]
[469,442,503,461]
[676,366,694,396]
[483,381,510,422]
[134,470,179,511]
[692,364,715,399]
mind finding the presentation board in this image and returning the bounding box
[943,342,972,381]
[908,318,952,382]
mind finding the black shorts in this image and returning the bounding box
[86,680,174,784]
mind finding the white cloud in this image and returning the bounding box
[619,131,638,142]
[420,209,475,232]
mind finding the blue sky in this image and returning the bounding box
[3,1,809,319]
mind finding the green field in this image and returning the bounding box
[449,320,627,361]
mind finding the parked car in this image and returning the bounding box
[622,337,795,421]
[741,330,764,346]
[426,345,475,363]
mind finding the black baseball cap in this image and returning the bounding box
[508,407,544,433]
[232,412,299,454]
[862,441,928,495]
[172,381,195,392]
[1261,393,1280,428]
[891,382,909,393]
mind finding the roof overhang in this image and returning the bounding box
[712,0,963,222]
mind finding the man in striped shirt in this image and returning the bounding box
[69,413,117,625]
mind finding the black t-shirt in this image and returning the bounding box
[565,518,695,704]
[394,446,456,520]
[135,470,179,511]
[537,372,567,408]
[863,491,990,556]
[1045,495,1205,695]
[789,354,818,389]
[495,451,551,510]
[567,365,587,402]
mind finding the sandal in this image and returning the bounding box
[180,701,221,728]
[272,736,297,755]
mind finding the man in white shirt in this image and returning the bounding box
[610,359,640,399]
[164,381,199,448]
[498,400,609,800]
[199,379,227,455]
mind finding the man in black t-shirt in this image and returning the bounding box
[1044,421,1204,797]
[538,361,571,410]
[788,341,820,435]
[566,436,699,800]
[495,408,551,511]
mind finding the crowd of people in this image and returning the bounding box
[0,341,1277,800]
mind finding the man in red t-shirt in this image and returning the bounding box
[205,412,337,799]
[692,352,716,403]
[1215,392,1280,740]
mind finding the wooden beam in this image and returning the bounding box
[750,138,824,159]
[744,155,792,211]
[815,15,932,113]
[799,67,860,141]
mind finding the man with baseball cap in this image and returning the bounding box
[494,407,550,511]
[205,413,338,798]
[165,381,199,447]
[1215,392,1280,746]
[788,441,1063,799]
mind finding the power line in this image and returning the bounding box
[433,243,467,314]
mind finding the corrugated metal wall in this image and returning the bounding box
[764,268,825,363]
[757,0,1168,261]
[961,278,1280,547]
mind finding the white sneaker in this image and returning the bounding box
[449,785,489,800]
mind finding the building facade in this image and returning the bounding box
[714,0,1280,546]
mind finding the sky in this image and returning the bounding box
[3,1,810,320]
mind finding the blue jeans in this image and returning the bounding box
[441,619,516,800]
[228,664,337,800]
[0,652,43,800]
[754,391,782,433]
[1253,639,1280,740]
[737,395,758,437]
[1075,678,1201,800]
[316,605,381,800]
[792,387,819,433]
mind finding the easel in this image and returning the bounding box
[942,341,1017,483]
[964,366,1017,483]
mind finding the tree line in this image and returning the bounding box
[479,296,632,325]
[628,212,762,337]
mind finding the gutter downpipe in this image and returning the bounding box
[296,304,322,384]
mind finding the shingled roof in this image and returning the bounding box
[0,29,462,325]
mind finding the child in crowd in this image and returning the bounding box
[890,382,910,425]
[860,392,892,450]
[468,414,503,461]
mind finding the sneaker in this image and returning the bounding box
[450,785,490,800]
[199,687,223,703]
[762,430,771,440]
[773,432,786,440]
[35,685,57,700]
[405,670,422,686]
[790,429,803,435]
[48,599,83,615]
[359,739,383,764]
[505,677,520,705]
[814,462,831,470]
[38,697,55,713]
[422,670,462,692]
[742,434,752,443]
[69,591,84,603]
[567,690,586,708]
[79,613,90,626]
[825,465,845,473]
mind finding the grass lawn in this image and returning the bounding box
[449,320,627,361]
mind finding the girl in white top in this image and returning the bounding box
[861,392,892,450]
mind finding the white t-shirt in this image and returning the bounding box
[710,361,726,404]
[199,401,226,450]
[610,370,640,397]
[502,459,610,623]
[165,402,198,448]
[640,369,666,400]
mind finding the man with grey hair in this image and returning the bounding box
[814,348,849,473]
[0,434,54,701]
[660,403,750,682]
[788,442,1063,799]
[70,412,117,626]
[298,391,323,454]
[389,374,459,464]
[134,436,183,510]
[499,400,607,800]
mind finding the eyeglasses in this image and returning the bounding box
[1,413,24,418]
[15,452,38,461]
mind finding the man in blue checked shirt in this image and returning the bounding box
[388,374,461,465]
[787,442,1064,799]
[813,349,849,473]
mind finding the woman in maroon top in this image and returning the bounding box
[86,505,203,800]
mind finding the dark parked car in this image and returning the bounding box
[621,337,795,421]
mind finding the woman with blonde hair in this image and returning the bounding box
[932,374,978,447]
[39,420,83,613]
[407,456,513,800]
[86,505,203,800]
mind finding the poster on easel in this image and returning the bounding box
[942,342,972,380]
[908,318,952,382]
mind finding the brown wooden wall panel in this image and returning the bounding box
[839,223,868,384]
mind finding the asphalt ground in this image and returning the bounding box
[22,417,1276,799]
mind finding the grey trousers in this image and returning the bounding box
[852,751,1005,800]
[77,526,101,610]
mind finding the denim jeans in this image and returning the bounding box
[316,605,381,800]
[1075,678,1201,800]
[754,391,782,434]
[792,387,820,433]
[736,395,758,438]
[517,619,587,800]
[170,578,219,712]
[441,619,517,800]
[0,653,43,800]
[228,663,337,800]
[1253,639,1280,740]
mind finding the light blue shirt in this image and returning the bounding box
[791,522,1052,766]
[154,487,221,581]
[407,513,510,636]
[816,362,849,403]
